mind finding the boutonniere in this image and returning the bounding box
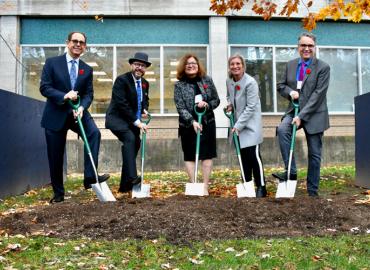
[142,82,147,89]
[203,84,208,89]
[306,68,311,75]
[235,85,241,91]
[79,69,84,75]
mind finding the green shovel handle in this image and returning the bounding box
[290,100,300,151]
[193,105,206,158]
[140,112,151,158]
[223,107,241,156]
[68,97,92,155]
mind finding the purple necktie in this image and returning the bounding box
[298,63,305,81]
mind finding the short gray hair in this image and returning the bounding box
[298,32,316,44]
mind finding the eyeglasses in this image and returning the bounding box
[186,62,198,66]
[299,44,315,49]
[70,39,86,46]
[132,62,147,69]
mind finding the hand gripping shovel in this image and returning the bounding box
[132,112,152,198]
[185,105,207,196]
[69,97,116,202]
[276,100,299,198]
[224,108,256,198]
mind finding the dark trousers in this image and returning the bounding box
[45,113,101,197]
[277,114,323,196]
[240,144,265,187]
[111,128,141,192]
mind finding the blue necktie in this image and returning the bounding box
[70,60,77,89]
[136,80,142,120]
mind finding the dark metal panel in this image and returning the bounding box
[354,92,370,189]
[0,89,51,198]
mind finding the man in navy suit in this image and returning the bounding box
[272,32,330,196]
[105,52,151,194]
[40,32,109,203]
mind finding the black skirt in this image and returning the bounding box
[179,120,217,161]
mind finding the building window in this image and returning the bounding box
[21,45,207,115]
[231,45,368,114]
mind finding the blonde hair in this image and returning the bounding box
[228,54,246,78]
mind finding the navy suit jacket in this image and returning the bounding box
[277,57,330,134]
[105,72,149,131]
[40,54,94,131]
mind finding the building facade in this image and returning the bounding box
[0,0,367,171]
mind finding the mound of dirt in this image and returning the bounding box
[1,195,369,244]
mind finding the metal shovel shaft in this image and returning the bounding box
[193,105,206,184]
[287,102,299,180]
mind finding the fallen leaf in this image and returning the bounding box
[235,250,248,257]
[312,255,322,261]
[189,258,204,264]
[161,263,171,269]
[225,247,235,252]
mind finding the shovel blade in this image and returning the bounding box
[236,181,256,198]
[99,182,116,201]
[132,184,151,198]
[275,180,297,198]
[185,183,207,196]
[91,183,108,201]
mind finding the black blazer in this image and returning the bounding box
[40,54,94,131]
[105,72,149,131]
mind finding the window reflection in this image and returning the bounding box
[231,47,273,112]
[320,48,358,112]
[275,47,299,112]
[361,50,370,94]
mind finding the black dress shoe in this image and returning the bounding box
[272,172,297,182]
[84,173,110,189]
[49,196,64,203]
[256,186,267,198]
[131,176,142,185]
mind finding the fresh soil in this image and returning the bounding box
[1,193,369,244]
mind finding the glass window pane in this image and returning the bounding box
[276,47,299,112]
[231,47,273,112]
[80,46,113,114]
[361,49,370,94]
[319,48,358,112]
[163,47,207,114]
[22,46,65,100]
[116,47,160,113]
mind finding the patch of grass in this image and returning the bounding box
[0,235,369,269]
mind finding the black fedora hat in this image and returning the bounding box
[128,52,151,67]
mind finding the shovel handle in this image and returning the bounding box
[142,111,152,125]
[68,96,91,155]
[224,108,241,156]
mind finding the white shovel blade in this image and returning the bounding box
[132,184,151,198]
[91,183,107,201]
[185,183,207,196]
[236,181,256,198]
[275,180,297,198]
[99,182,116,201]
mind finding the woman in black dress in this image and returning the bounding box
[174,54,220,195]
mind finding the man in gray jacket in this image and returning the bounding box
[272,32,330,197]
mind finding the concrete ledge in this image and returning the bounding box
[66,136,354,173]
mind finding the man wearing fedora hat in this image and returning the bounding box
[105,52,151,194]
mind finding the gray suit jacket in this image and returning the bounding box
[278,57,330,134]
[227,73,263,148]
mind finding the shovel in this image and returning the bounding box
[276,100,299,198]
[185,105,207,196]
[69,97,116,202]
[224,108,256,198]
[132,112,152,198]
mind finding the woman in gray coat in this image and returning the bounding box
[226,54,267,197]
[174,54,220,195]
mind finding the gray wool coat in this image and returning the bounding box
[226,73,263,148]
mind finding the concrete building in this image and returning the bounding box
[1,0,368,172]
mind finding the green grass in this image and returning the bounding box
[1,165,369,269]
[0,235,369,269]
